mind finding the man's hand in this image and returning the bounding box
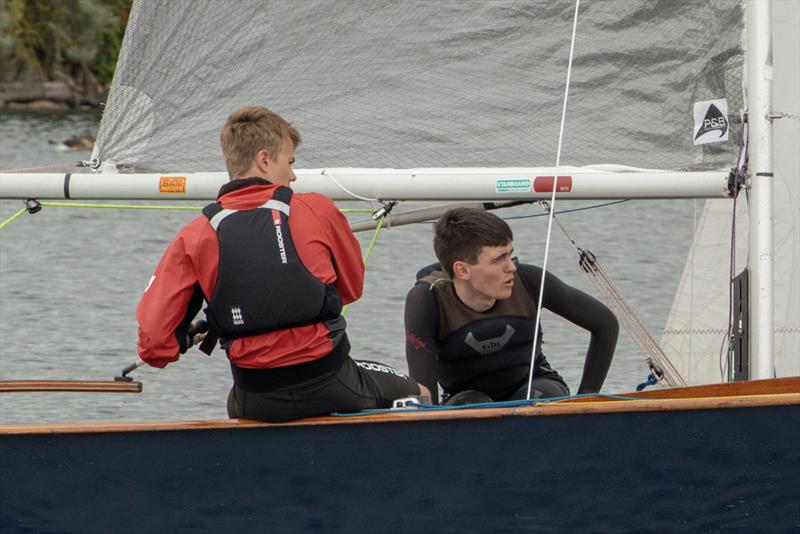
[186,320,209,349]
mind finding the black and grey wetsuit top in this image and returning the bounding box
[404,262,618,404]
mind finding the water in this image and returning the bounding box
[0,110,697,423]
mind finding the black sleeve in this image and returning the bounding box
[518,263,619,394]
[404,283,441,404]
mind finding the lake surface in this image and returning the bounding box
[0,109,699,423]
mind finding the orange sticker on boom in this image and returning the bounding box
[159,176,187,194]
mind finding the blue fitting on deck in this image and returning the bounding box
[636,373,658,391]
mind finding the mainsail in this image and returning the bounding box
[95,0,743,173]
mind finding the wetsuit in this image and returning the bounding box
[137,177,419,421]
[405,262,618,404]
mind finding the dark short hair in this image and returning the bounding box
[433,208,513,277]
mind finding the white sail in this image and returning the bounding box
[92,0,743,173]
[662,0,799,382]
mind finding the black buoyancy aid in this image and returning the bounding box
[416,263,542,398]
[201,186,342,342]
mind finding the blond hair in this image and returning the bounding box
[220,106,301,179]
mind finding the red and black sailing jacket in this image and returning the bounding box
[136,178,364,370]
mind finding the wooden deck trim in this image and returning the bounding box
[564,376,800,402]
[2,390,798,436]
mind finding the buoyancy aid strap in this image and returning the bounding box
[208,208,238,230]
[259,199,290,215]
[201,187,291,230]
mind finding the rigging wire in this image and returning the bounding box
[719,191,738,381]
[539,201,687,387]
[718,112,749,380]
[525,0,581,400]
[503,199,630,220]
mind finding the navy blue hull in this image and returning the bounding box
[2,404,799,533]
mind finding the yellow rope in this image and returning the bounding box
[362,215,386,269]
[0,202,376,231]
[3,197,390,317]
[0,208,27,230]
[342,215,386,316]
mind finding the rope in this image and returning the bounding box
[526,0,581,400]
[578,248,687,387]
[329,392,644,417]
[362,215,386,269]
[719,111,748,381]
[341,214,386,316]
[321,168,378,202]
[0,201,379,231]
[0,207,27,230]
[719,183,739,380]
[537,200,687,388]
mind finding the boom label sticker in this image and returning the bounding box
[496,178,531,193]
[694,99,729,145]
[159,176,187,193]
[534,175,572,193]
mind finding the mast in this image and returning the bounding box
[745,0,774,379]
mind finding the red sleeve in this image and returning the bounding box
[290,193,364,305]
[136,218,211,368]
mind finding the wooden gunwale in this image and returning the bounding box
[2,382,797,436]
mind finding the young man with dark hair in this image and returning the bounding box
[405,207,618,405]
[137,105,427,422]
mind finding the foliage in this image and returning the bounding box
[0,0,132,89]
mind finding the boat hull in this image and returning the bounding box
[2,395,798,533]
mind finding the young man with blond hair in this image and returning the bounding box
[137,106,426,421]
[405,207,618,405]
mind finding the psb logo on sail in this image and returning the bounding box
[693,99,729,145]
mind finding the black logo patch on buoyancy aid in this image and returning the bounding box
[201,186,342,341]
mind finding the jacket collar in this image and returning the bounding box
[217,177,273,199]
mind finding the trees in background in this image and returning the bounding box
[0,0,132,101]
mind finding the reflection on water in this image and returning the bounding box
[0,110,696,423]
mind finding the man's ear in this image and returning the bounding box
[452,260,470,281]
[255,148,271,173]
